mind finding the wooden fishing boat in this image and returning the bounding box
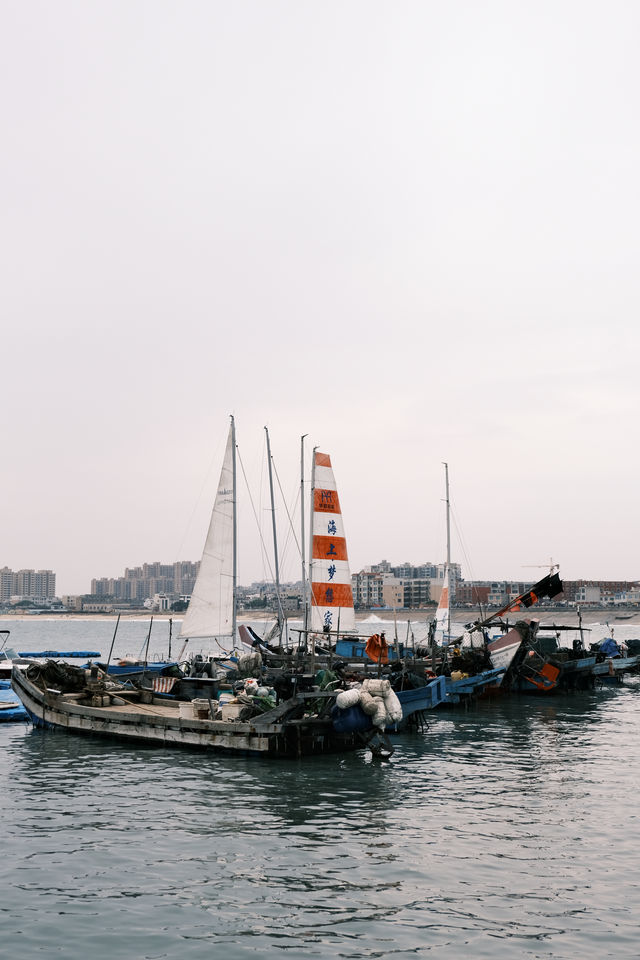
[12,659,366,757]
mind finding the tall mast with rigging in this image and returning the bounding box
[300,434,308,634]
[307,446,318,637]
[444,461,451,640]
[231,414,237,646]
[264,426,284,638]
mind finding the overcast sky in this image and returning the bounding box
[2,1,639,594]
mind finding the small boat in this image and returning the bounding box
[0,679,28,722]
[593,655,640,684]
[18,650,101,658]
[443,667,506,704]
[591,636,640,684]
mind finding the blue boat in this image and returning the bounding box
[94,660,181,680]
[331,675,447,737]
[0,679,28,722]
[334,637,505,707]
[334,637,408,661]
[443,667,506,704]
[593,654,640,685]
[18,650,101,658]
[395,676,447,719]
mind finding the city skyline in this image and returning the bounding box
[3,553,639,605]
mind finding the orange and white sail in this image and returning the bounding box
[309,451,355,634]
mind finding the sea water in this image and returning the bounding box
[1,618,640,959]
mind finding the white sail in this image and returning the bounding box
[434,463,452,641]
[309,451,355,634]
[434,569,450,638]
[179,421,236,645]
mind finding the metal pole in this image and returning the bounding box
[300,434,308,635]
[231,415,237,649]
[106,613,121,667]
[265,426,285,644]
[443,461,451,641]
[144,616,153,666]
[141,615,153,687]
[307,446,318,650]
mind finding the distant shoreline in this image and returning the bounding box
[1,606,638,626]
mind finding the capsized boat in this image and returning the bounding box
[495,620,596,693]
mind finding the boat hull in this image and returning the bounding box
[444,668,506,704]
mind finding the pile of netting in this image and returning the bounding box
[26,660,88,693]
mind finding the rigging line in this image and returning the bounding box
[236,446,277,587]
[450,500,488,622]
[449,504,476,581]
[271,458,303,560]
[258,429,270,581]
[174,429,227,561]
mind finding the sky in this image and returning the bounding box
[2,1,639,594]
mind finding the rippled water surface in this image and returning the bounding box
[2,619,640,958]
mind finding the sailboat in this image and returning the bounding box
[11,419,371,758]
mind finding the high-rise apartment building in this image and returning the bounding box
[0,567,56,600]
[91,560,199,600]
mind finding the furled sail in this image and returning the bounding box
[434,568,450,639]
[309,451,355,634]
[179,422,236,643]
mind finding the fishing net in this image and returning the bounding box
[26,660,87,693]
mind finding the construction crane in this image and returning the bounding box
[522,558,559,575]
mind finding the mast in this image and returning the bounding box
[443,461,451,639]
[300,434,308,634]
[308,445,318,637]
[231,414,237,647]
[265,426,285,638]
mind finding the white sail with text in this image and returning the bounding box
[309,451,355,634]
[179,422,236,646]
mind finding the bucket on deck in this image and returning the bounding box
[179,702,196,719]
[192,698,211,719]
